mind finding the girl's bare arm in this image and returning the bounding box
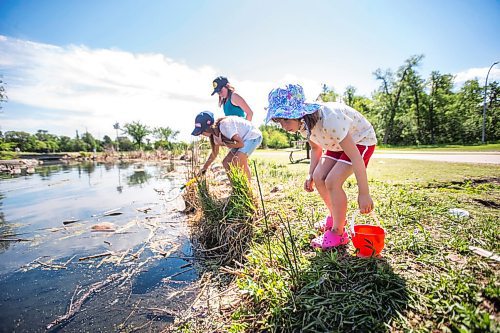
[231,93,254,121]
[339,134,373,213]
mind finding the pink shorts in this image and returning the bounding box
[323,145,375,167]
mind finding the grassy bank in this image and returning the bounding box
[179,150,499,332]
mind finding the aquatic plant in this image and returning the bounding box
[192,164,256,266]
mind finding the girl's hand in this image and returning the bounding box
[358,193,374,214]
[304,178,314,192]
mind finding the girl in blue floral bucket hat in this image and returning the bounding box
[266,84,377,250]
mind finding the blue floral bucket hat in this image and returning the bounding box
[265,84,321,123]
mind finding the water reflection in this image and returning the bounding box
[0,195,12,252]
[127,170,152,186]
[0,161,196,332]
[0,161,183,271]
[117,166,123,193]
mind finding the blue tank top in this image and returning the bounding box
[223,94,246,118]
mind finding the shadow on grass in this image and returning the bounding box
[272,248,409,332]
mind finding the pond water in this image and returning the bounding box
[0,161,199,332]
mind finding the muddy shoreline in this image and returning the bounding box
[0,151,192,175]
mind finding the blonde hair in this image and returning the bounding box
[218,84,236,107]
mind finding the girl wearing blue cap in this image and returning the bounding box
[211,76,254,121]
[265,84,377,250]
[192,111,262,180]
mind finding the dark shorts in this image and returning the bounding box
[323,145,375,167]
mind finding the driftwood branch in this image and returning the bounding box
[164,267,195,280]
[78,252,113,261]
[46,273,124,330]
[35,260,67,270]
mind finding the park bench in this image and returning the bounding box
[286,140,311,164]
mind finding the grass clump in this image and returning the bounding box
[191,165,256,266]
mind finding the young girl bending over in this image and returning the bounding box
[265,84,377,250]
[191,111,262,180]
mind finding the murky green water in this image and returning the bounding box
[0,161,198,332]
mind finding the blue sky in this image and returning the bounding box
[0,0,499,141]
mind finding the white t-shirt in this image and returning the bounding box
[219,116,262,141]
[299,102,377,151]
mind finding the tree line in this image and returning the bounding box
[0,122,186,154]
[260,55,499,147]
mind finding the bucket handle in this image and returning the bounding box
[349,211,381,237]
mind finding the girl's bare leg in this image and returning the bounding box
[312,157,337,214]
[223,151,251,180]
[325,162,354,235]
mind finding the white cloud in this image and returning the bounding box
[0,36,222,141]
[0,35,330,142]
[454,65,500,85]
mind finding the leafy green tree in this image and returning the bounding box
[4,131,36,151]
[101,135,113,150]
[343,86,357,106]
[485,81,500,142]
[427,72,455,144]
[454,80,483,143]
[374,54,424,144]
[117,136,135,151]
[102,135,113,145]
[405,68,426,143]
[153,126,179,149]
[259,124,293,148]
[318,84,339,102]
[268,131,289,148]
[58,136,73,152]
[71,138,88,152]
[33,129,59,152]
[81,132,96,151]
[123,121,151,150]
[34,140,48,153]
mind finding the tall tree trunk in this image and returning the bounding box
[378,76,394,145]
[383,68,409,144]
[429,81,436,144]
[414,90,421,142]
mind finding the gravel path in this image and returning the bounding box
[373,152,500,164]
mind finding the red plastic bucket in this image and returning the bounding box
[349,212,385,257]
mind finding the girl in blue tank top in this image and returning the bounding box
[211,76,254,121]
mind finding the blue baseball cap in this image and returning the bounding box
[211,76,228,96]
[191,111,215,136]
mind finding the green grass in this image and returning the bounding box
[182,149,500,332]
[253,149,500,184]
[0,151,18,160]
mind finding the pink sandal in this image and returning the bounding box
[311,230,350,250]
[313,216,333,231]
